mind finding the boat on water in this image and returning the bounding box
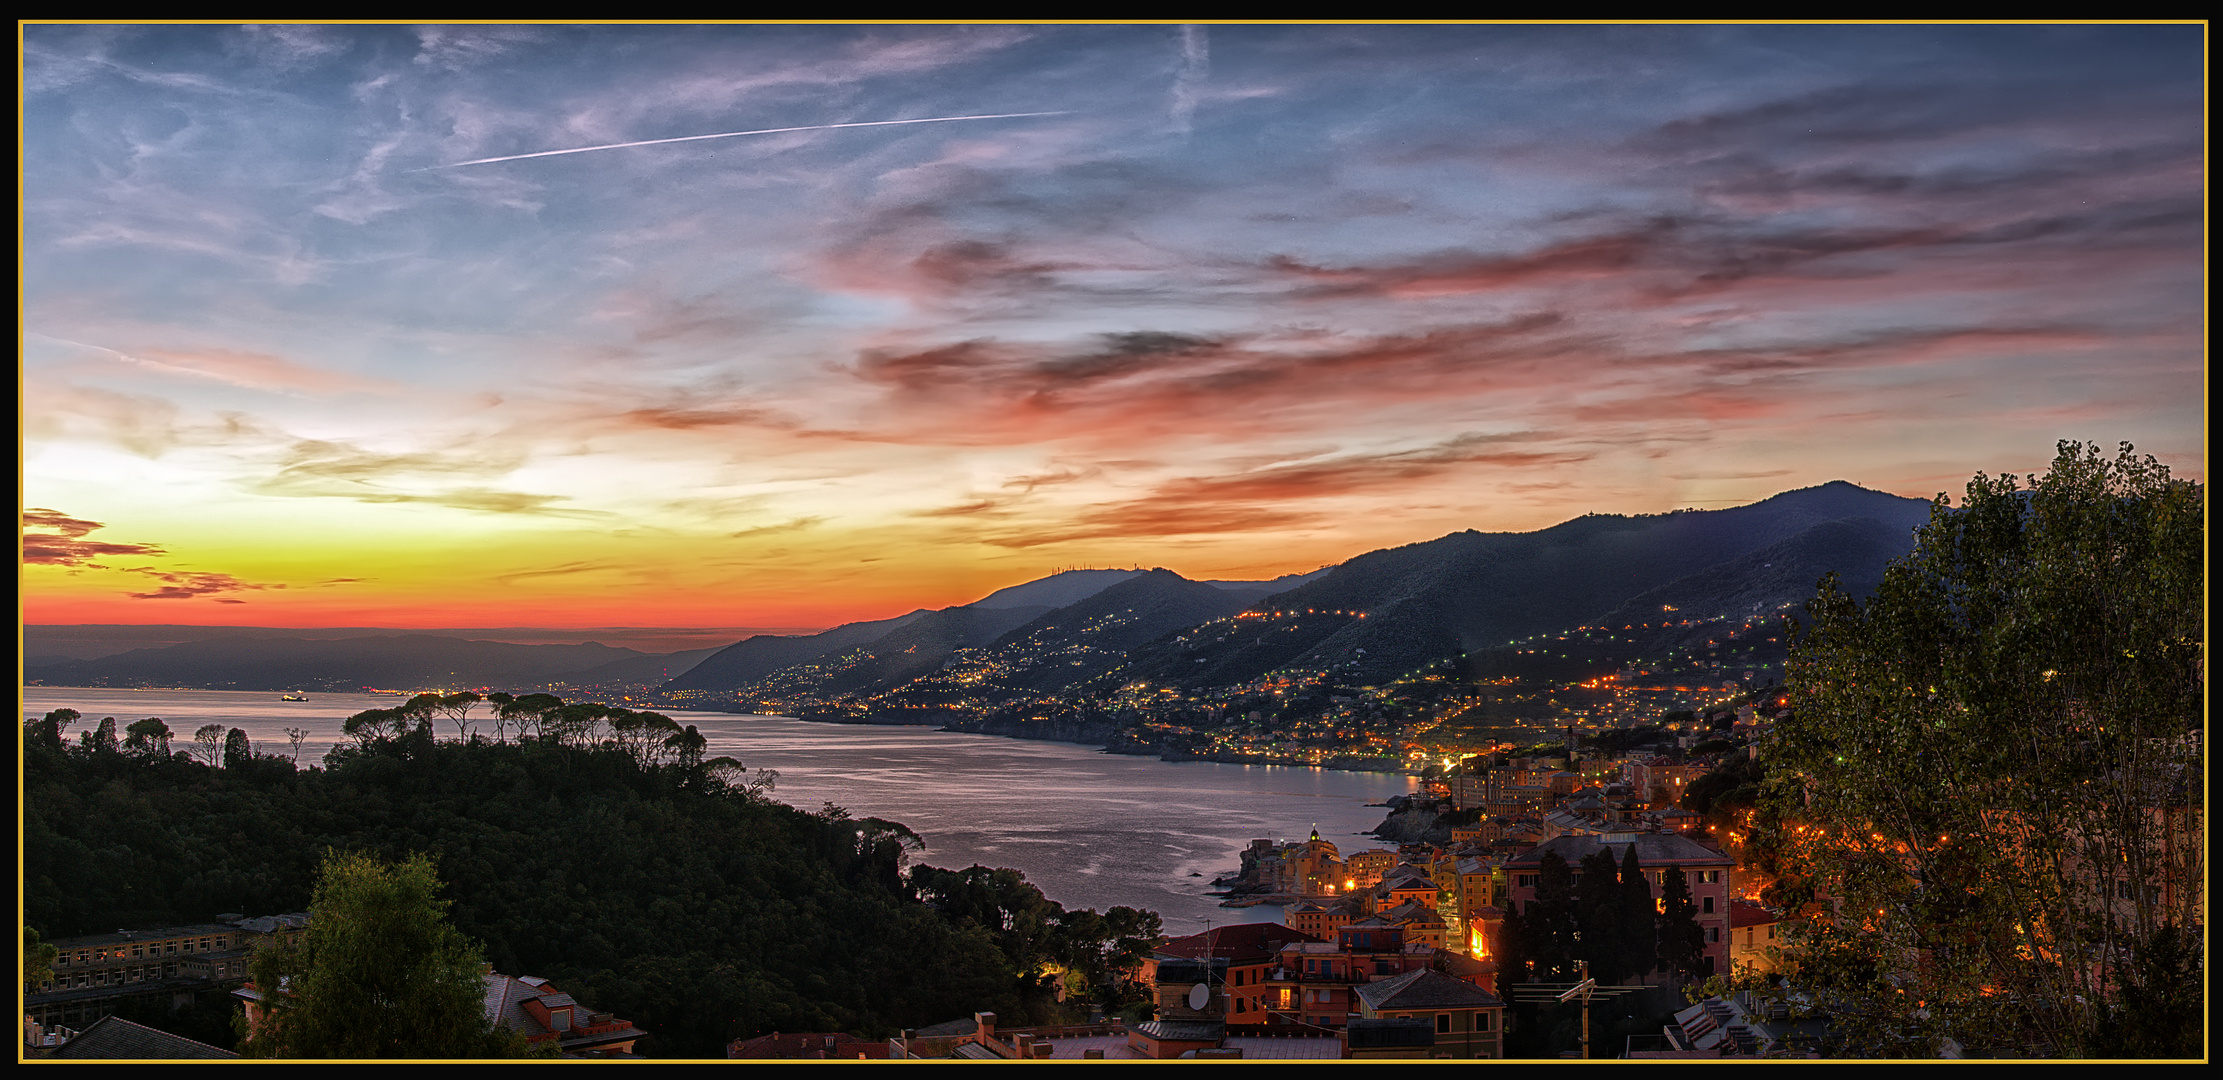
[280,693,308,701]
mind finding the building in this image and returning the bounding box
[1366,864,1438,914]
[1350,967,1505,1059]
[25,913,307,1031]
[1504,834,1736,977]
[1133,958,1228,1058]
[1374,900,1448,951]
[1260,920,1436,1028]
[729,1031,888,1059]
[1149,922,1324,1028]
[1343,848,1398,888]
[1728,901,1787,976]
[1283,896,1363,941]
[483,973,644,1057]
[234,967,643,1058]
[1244,829,1346,897]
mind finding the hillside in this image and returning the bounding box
[1109,482,1932,691]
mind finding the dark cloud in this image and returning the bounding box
[982,433,1590,547]
[910,499,1006,518]
[122,567,282,601]
[25,507,283,599]
[616,404,791,430]
[730,516,824,538]
[1036,331,1223,384]
[492,561,622,584]
[22,508,167,567]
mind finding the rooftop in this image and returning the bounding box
[1355,967,1506,1012]
[44,1016,238,1059]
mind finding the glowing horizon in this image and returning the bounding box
[22,25,2205,635]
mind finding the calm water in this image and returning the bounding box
[23,688,1414,935]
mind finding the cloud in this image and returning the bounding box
[22,508,283,599]
[249,437,607,517]
[615,404,791,431]
[978,433,1591,547]
[492,561,624,584]
[911,499,1008,518]
[412,25,545,71]
[1666,468,1794,481]
[22,383,184,457]
[125,346,395,395]
[1170,25,1209,135]
[123,568,282,601]
[21,508,168,567]
[234,25,350,71]
[730,516,825,538]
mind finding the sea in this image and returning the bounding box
[22,687,1416,936]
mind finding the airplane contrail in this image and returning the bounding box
[424,111,1071,170]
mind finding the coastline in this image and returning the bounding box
[757,705,1416,776]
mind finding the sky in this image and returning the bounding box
[20,23,2208,636]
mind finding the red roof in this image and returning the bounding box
[1156,921,1325,964]
[1729,900,1778,929]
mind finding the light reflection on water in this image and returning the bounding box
[22,688,1415,934]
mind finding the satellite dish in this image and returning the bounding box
[1187,983,1209,1011]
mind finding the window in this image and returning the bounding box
[1437,1014,1452,1034]
[1478,1012,1492,1032]
[1702,897,1715,914]
[1707,927,1719,943]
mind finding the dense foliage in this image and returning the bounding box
[23,699,1161,1057]
[1766,441,2203,1058]
[238,851,538,1059]
[1499,849,1685,988]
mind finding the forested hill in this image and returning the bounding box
[1151,480,1934,687]
[22,715,1160,1057]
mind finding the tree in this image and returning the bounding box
[1765,441,2202,1057]
[283,726,310,764]
[1618,845,1656,982]
[24,926,59,991]
[125,717,174,758]
[1510,851,1580,982]
[238,851,536,1059]
[1572,849,1626,984]
[26,708,78,752]
[664,723,708,770]
[191,723,227,766]
[435,692,483,741]
[81,715,121,751]
[81,716,120,754]
[1656,866,1704,980]
[223,728,254,769]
